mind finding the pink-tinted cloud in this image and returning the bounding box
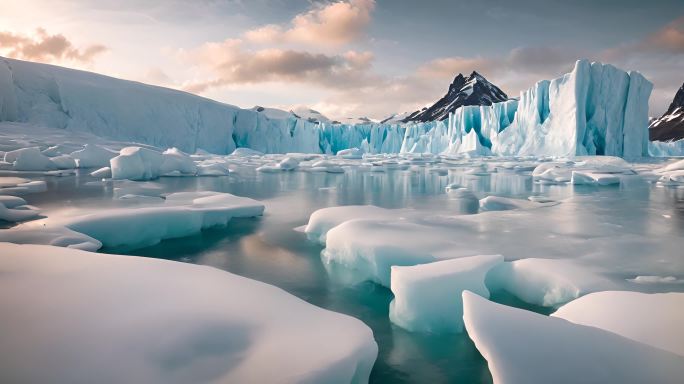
[640,16,684,54]
[182,39,378,93]
[243,0,375,46]
[0,28,107,63]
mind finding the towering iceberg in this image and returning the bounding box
[493,60,652,158]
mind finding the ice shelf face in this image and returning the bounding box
[0,57,240,155]
[0,57,655,157]
[494,60,652,158]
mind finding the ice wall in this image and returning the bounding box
[649,139,684,156]
[0,57,653,158]
[0,57,240,154]
[399,100,517,155]
[494,60,652,158]
[0,57,407,155]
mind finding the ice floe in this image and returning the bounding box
[0,192,264,250]
[462,291,684,384]
[0,243,378,383]
[553,291,684,356]
[487,258,616,307]
[389,254,503,333]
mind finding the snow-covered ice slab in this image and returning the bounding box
[0,192,265,250]
[654,158,684,185]
[0,200,40,222]
[553,291,684,356]
[0,243,378,383]
[462,291,684,384]
[323,219,449,287]
[532,156,633,185]
[70,144,118,168]
[313,187,683,291]
[0,177,47,195]
[478,196,558,211]
[111,146,199,180]
[389,255,503,333]
[0,226,102,251]
[570,171,620,185]
[61,192,265,249]
[304,205,397,243]
[487,258,617,307]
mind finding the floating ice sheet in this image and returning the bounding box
[0,243,378,383]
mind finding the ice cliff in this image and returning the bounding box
[0,57,655,158]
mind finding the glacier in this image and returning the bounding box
[0,57,661,158]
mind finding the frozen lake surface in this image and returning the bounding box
[5,157,683,383]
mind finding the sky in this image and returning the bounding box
[1,0,683,120]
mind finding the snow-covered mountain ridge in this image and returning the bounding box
[649,82,684,142]
[403,71,509,123]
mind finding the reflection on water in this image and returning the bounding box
[11,164,684,383]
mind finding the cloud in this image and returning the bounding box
[596,16,684,115]
[182,38,378,93]
[0,28,107,63]
[243,0,375,46]
[184,12,684,120]
[416,56,495,79]
[412,46,581,101]
[308,15,684,119]
[639,16,684,54]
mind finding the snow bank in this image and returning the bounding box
[59,192,265,248]
[389,254,503,333]
[0,243,378,383]
[553,291,684,356]
[462,291,684,384]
